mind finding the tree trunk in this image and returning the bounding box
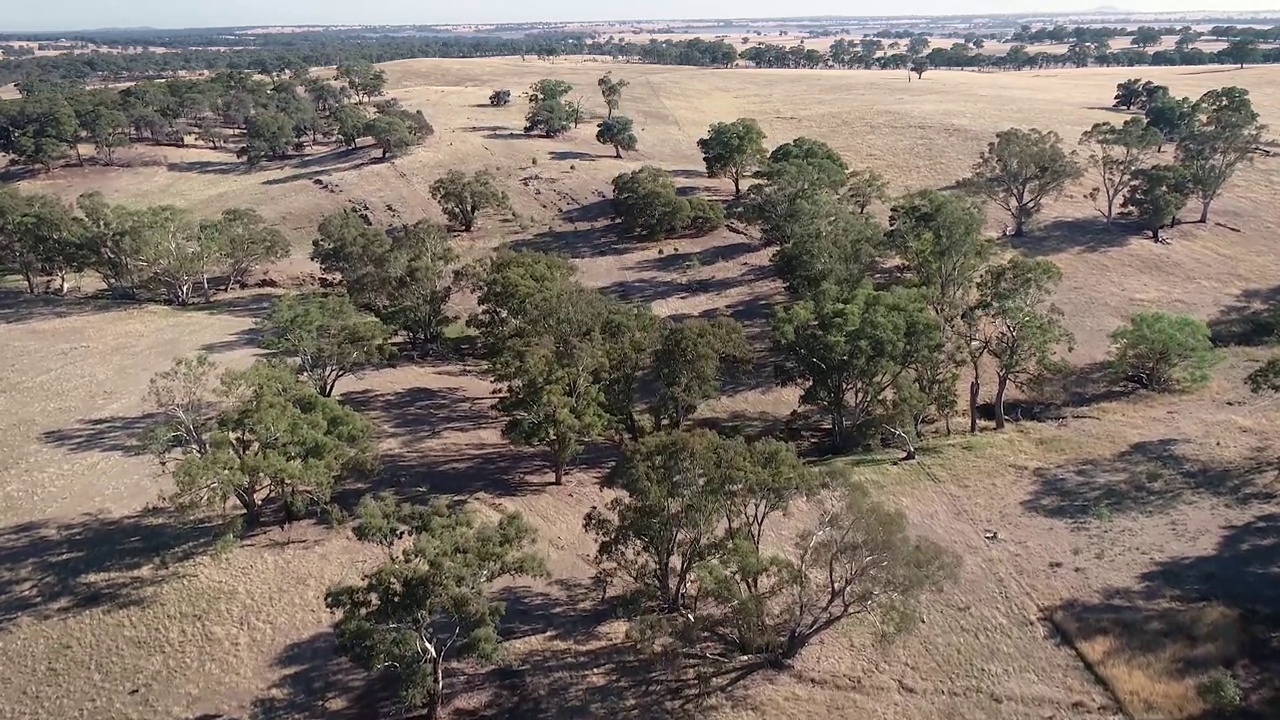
[732,174,741,197]
[553,456,565,485]
[22,268,39,295]
[615,145,622,159]
[56,270,69,296]
[426,658,444,720]
[1012,212,1026,237]
[1198,200,1211,224]
[968,378,980,434]
[993,375,1009,430]
[830,405,845,449]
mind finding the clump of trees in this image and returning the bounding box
[429,170,510,231]
[585,429,957,665]
[1080,117,1161,224]
[611,166,724,240]
[0,188,287,300]
[312,209,458,349]
[144,355,377,526]
[257,292,392,397]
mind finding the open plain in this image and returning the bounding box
[2,58,1279,719]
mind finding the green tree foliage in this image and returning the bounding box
[523,98,573,137]
[312,211,458,348]
[1144,95,1197,152]
[429,169,510,232]
[755,136,850,193]
[651,316,752,431]
[595,115,638,158]
[1079,117,1162,223]
[843,167,889,214]
[1122,164,1191,243]
[327,497,545,718]
[331,103,369,148]
[133,205,221,305]
[910,58,929,79]
[1246,358,1280,394]
[1176,87,1266,223]
[0,92,78,170]
[145,355,376,525]
[586,430,953,664]
[201,207,289,291]
[528,79,574,104]
[488,88,511,106]
[335,61,388,104]
[81,105,130,164]
[597,72,629,117]
[961,128,1082,236]
[772,285,941,448]
[697,118,768,197]
[466,248,578,352]
[238,111,296,164]
[771,194,884,297]
[364,115,415,158]
[1108,311,1219,391]
[77,191,147,299]
[0,187,86,295]
[1130,27,1163,49]
[1222,38,1262,68]
[887,190,992,326]
[257,292,392,397]
[970,257,1073,430]
[611,166,723,240]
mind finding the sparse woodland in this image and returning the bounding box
[1,33,1279,720]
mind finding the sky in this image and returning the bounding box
[6,0,1279,33]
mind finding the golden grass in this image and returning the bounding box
[1054,602,1244,719]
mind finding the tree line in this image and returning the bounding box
[5,26,1279,87]
[0,62,432,171]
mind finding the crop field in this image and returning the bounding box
[2,58,1279,719]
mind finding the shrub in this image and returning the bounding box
[1198,668,1243,712]
[1108,311,1219,391]
[489,88,511,106]
[684,196,725,234]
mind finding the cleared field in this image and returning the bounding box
[2,59,1279,719]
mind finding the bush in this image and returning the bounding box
[684,196,725,234]
[611,166,724,241]
[489,88,511,106]
[1108,311,1219,391]
[1198,668,1243,712]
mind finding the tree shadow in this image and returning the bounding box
[512,224,631,259]
[667,168,709,180]
[0,509,219,628]
[260,160,367,186]
[341,384,494,442]
[631,241,757,273]
[247,631,386,720]
[561,198,614,224]
[1010,217,1141,257]
[1209,284,1280,347]
[1050,512,1280,719]
[1023,438,1278,523]
[0,288,139,325]
[1038,359,1135,408]
[178,291,279,319]
[497,577,612,643]
[600,265,772,307]
[483,131,529,140]
[464,124,513,132]
[165,159,249,176]
[39,412,159,456]
[548,150,600,162]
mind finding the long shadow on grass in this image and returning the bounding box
[1023,438,1277,523]
[0,288,138,325]
[247,631,385,720]
[39,412,159,455]
[1050,512,1280,719]
[1009,217,1142,257]
[0,509,218,628]
[1208,283,1280,347]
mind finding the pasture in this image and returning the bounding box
[2,58,1279,719]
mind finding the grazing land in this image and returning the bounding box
[2,57,1279,720]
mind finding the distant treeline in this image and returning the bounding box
[2,26,1279,86]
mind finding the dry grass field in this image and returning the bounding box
[3,59,1280,720]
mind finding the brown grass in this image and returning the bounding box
[2,59,1280,720]
[1054,603,1244,718]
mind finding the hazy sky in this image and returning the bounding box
[7,0,1278,33]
